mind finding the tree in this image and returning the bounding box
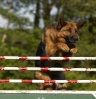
[34,0,40,28]
[0,0,31,29]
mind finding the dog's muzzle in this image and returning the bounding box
[66,35,78,43]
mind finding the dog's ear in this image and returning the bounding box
[56,17,67,30]
[76,21,86,29]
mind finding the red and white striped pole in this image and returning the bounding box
[0,67,96,71]
[0,56,96,60]
[0,79,96,83]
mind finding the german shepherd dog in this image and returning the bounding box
[34,18,86,90]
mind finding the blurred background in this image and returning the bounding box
[0,0,96,90]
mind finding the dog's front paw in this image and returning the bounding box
[57,43,70,52]
[63,46,70,52]
[70,48,77,53]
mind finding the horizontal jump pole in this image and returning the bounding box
[0,79,96,83]
[0,90,96,94]
[0,56,96,60]
[0,67,96,71]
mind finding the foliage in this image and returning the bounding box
[0,28,42,90]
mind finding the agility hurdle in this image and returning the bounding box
[0,67,96,71]
[0,56,96,60]
[0,56,96,99]
[0,79,96,83]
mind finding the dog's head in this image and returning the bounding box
[56,18,86,44]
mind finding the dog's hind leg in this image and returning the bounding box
[56,83,67,90]
[52,71,67,90]
[34,71,53,90]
